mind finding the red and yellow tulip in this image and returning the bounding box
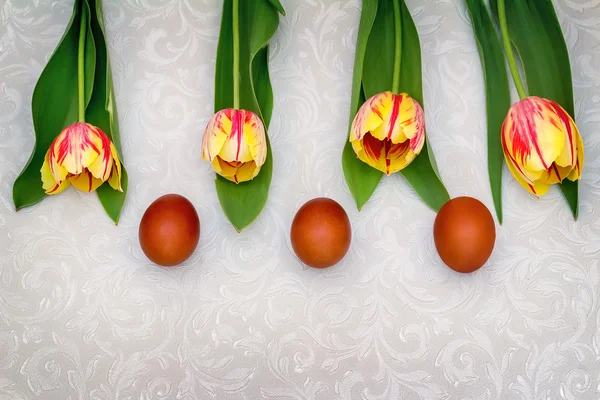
[350,91,425,175]
[202,108,267,184]
[502,96,584,197]
[41,122,123,195]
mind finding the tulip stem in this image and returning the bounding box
[392,0,402,94]
[77,2,87,122]
[498,0,527,100]
[232,0,240,109]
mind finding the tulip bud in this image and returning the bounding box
[41,122,123,195]
[201,108,267,184]
[349,91,425,175]
[502,96,584,197]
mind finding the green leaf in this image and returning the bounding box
[213,0,282,231]
[86,0,128,224]
[343,0,449,211]
[13,0,96,210]
[465,0,511,224]
[395,0,449,212]
[342,0,381,210]
[490,0,579,218]
[362,0,394,97]
[267,0,286,16]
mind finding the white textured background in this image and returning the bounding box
[1,0,600,399]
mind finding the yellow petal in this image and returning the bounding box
[212,156,238,179]
[234,160,259,183]
[107,143,123,191]
[350,91,392,142]
[202,109,232,162]
[87,144,113,181]
[107,165,122,192]
[504,147,550,197]
[69,170,104,193]
[210,157,257,184]
[371,93,425,147]
[553,104,578,169]
[217,109,266,164]
[46,179,71,195]
[41,152,70,195]
[567,128,584,182]
[241,110,267,167]
[543,163,573,185]
[400,95,425,144]
[502,97,565,174]
[41,152,57,191]
[353,132,411,175]
[51,123,107,176]
[47,147,68,183]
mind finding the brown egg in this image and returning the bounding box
[433,196,496,273]
[139,194,200,267]
[290,197,352,268]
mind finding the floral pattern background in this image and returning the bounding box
[1,0,600,399]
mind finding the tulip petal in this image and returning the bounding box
[567,129,584,182]
[218,109,253,162]
[107,165,122,192]
[87,144,113,181]
[202,110,231,162]
[70,170,104,193]
[543,163,573,185]
[52,123,104,176]
[353,132,411,175]
[48,147,69,184]
[41,153,70,195]
[212,157,237,178]
[502,97,565,173]
[211,157,258,184]
[372,93,425,148]
[242,111,267,166]
[106,143,123,191]
[504,151,550,197]
[552,102,578,169]
[234,160,259,183]
[350,91,392,142]
[371,93,403,142]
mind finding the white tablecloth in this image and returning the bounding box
[1,0,600,398]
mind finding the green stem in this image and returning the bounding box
[77,2,87,122]
[498,0,527,99]
[232,0,240,109]
[392,0,402,94]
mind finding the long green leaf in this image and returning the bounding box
[396,0,449,211]
[465,0,511,223]
[342,0,380,211]
[87,0,128,223]
[13,0,96,210]
[213,0,283,231]
[345,0,449,211]
[490,0,579,218]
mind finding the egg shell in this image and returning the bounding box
[139,194,200,267]
[433,196,496,273]
[290,197,351,269]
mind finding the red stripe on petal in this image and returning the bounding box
[231,110,244,161]
[547,100,576,166]
[502,127,534,185]
[508,98,549,169]
[387,95,402,140]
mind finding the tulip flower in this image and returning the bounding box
[202,108,267,184]
[501,96,584,197]
[349,91,425,175]
[41,122,123,195]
